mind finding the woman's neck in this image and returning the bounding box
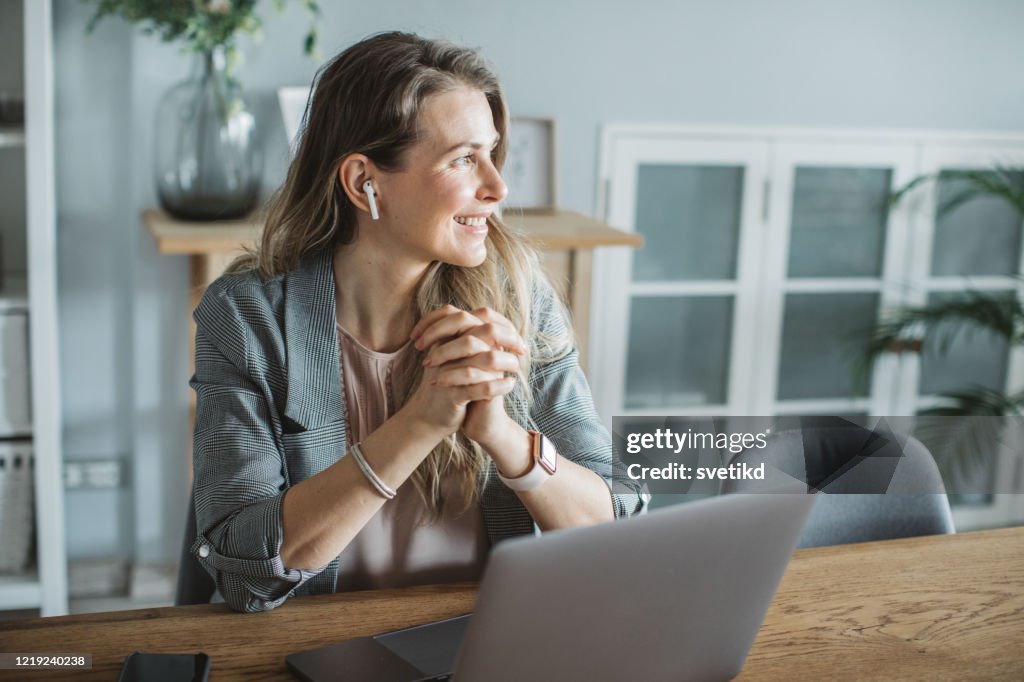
[331,242,425,353]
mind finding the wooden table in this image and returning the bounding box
[1,527,1020,680]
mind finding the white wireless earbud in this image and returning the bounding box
[362,180,380,220]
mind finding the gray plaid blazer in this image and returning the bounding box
[189,248,645,613]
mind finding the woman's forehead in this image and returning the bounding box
[416,88,499,153]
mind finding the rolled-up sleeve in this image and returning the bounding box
[528,280,649,519]
[189,286,321,613]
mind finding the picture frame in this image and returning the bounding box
[503,117,557,212]
[277,86,311,154]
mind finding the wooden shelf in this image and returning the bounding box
[143,207,643,255]
[502,210,644,250]
[143,209,264,255]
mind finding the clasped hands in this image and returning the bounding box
[402,305,526,454]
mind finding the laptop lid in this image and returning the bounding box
[453,491,815,681]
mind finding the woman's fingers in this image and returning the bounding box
[451,377,516,403]
[409,304,461,342]
[469,307,516,333]
[424,330,525,367]
[431,350,521,385]
[432,366,506,387]
[463,323,528,355]
[411,306,528,356]
[424,334,491,367]
[420,320,527,364]
[466,308,526,350]
[412,308,484,351]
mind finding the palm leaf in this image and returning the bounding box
[857,290,1021,380]
[883,173,938,213]
[884,165,1024,216]
[935,166,1024,216]
[912,387,1024,487]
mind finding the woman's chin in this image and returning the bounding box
[443,245,488,268]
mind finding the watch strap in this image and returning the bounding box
[497,430,557,491]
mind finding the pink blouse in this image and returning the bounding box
[334,322,489,592]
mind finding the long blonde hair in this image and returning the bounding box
[228,32,571,521]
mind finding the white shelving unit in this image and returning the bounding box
[0,0,66,617]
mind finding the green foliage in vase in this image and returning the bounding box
[84,0,321,72]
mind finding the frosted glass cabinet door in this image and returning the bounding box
[626,164,745,408]
[633,164,744,281]
[599,135,767,417]
[762,146,916,414]
[625,296,734,407]
[788,167,892,278]
[775,165,895,402]
[931,171,1022,277]
[777,293,879,400]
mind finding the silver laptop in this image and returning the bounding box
[286,491,816,682]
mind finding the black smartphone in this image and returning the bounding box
[117,651,211,682]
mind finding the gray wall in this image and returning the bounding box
[52,0,1024,565]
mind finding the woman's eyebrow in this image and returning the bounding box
[440,134,501,156]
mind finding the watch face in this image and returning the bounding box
[539,435,557,475]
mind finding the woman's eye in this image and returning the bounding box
[453,154,475,167]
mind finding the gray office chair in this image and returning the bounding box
[175,490,218,606]
[723,426,955,548]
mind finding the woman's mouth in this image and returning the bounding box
[454,215,488,235]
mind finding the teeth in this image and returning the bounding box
[454,216,487,227]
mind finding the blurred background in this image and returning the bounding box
[1,0,1022,618]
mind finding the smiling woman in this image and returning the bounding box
[188,31,646,613]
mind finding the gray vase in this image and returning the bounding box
[154,49,262,221]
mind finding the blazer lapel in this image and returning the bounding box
[282,249,345,430]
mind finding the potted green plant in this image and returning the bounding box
[86,0,321,220]
[861,166,1024,483]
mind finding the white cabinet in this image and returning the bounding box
[595,124,1024,529]
[0,0,66,616]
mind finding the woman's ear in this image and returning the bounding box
[338,154,379,219]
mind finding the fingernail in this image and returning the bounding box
[422,357,432,367]
[430,378,438,385]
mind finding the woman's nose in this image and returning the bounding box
[477,161,508,204]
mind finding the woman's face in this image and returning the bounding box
[374,86,508,268]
